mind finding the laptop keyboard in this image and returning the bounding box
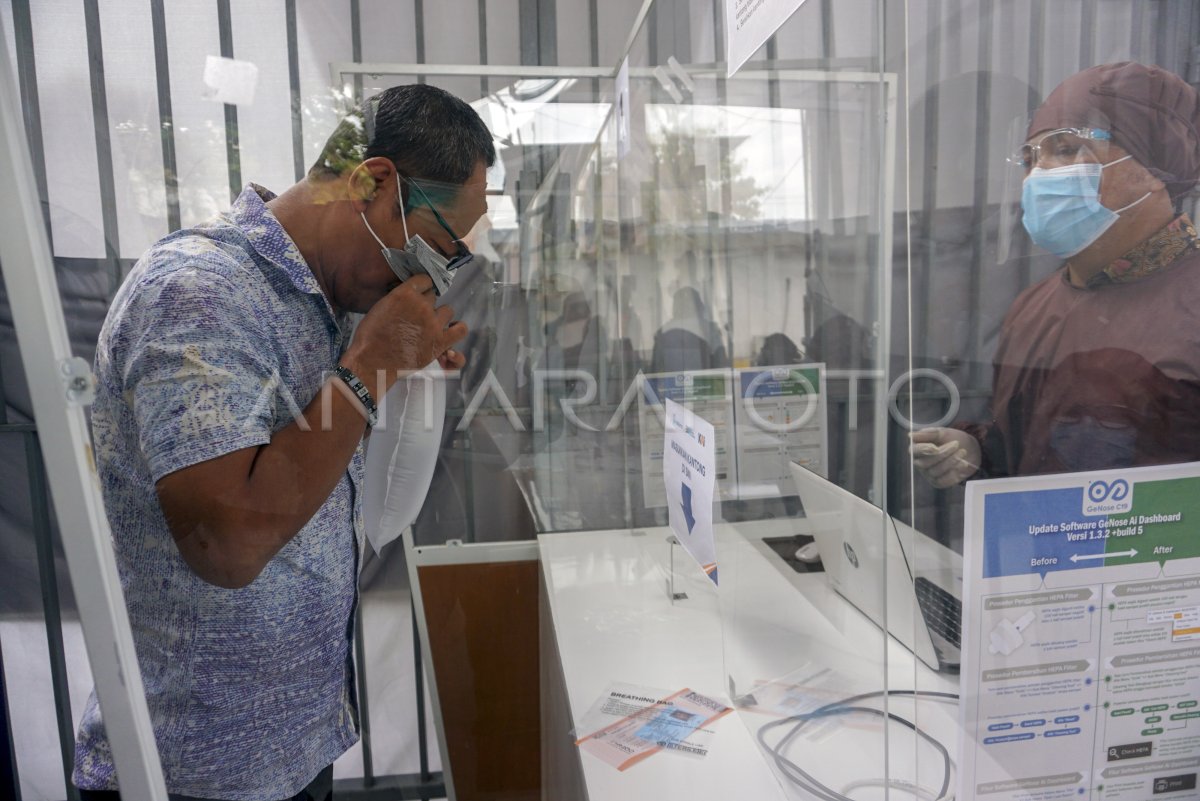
[914,577,962,649]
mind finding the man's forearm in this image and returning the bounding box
[158,370,378,588]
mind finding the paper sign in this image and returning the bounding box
[638,371,735,508]
[202,55,259,107]
[615,56,631,159]
[664,398,718,583]
[724,0,810,77]
[959,462,1200,801]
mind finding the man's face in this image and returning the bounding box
[340,161,489,313]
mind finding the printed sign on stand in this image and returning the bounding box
[664,398,718,583]
[959,461,1200,801]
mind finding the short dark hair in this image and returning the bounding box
[309,84,496,185]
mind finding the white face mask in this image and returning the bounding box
[360,181,460,295]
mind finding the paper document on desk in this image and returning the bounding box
[664,398,719,583]
[575,683,732,771]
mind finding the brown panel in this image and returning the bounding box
[418,560,541,801]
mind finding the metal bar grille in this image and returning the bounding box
[916,0,942,365]
[286,0,305,183]
[11,0,50,241]
[415,0,426,84]
[150,0,181,232]
[354,612,375,786]
[478,0,489,98]
[26,433,79,801]
[965,0,993,392]
[83,0,121,293]
[216,0,241,202]
[351,0,363,104]
[1079,0,1095,68]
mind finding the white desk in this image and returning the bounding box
[538,520,962,801]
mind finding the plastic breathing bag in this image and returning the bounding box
[362,360,445,553]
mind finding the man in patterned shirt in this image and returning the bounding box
[73,84,494,801]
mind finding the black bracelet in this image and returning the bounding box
[333,365,379,428]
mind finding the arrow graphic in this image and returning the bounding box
[680,483,697,534]
[1070,549,1138,563]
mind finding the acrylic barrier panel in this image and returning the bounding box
[550,0,905,797]
[894,2,1200,801]
[703,76,901,801]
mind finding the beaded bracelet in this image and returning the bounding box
[333,365,379,428]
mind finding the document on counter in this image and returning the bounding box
[574,682,732,771]
[960,462,1200,801]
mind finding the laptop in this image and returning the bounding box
[788,462,964,673]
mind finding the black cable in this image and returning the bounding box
[755,689,960,801]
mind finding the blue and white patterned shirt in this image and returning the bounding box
[74,185,365,800]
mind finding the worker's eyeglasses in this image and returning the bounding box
[1008,127,1113,172]
[401,175,473,271]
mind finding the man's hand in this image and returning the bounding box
[156,275,469,589]
[910,427,981,488]
[341,274,468,387]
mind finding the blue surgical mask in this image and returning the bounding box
[360,182,458,295]
[1021,155,1150,259]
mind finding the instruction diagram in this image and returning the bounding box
[960,463,1200,800]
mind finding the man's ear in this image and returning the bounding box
[349,157,396,209]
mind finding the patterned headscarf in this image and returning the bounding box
[1028,62,1200,204]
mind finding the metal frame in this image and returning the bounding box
[402,529,540,801]
[329,57,883,89]
[0,22,169,801]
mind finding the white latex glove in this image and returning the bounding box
[909,427,981,488]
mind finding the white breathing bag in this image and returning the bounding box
[362,360,445,553]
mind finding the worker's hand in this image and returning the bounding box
[437,349,466,370]
[342,275,468,388]
[909,427,981,488]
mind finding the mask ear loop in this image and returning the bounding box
[397,178,411,243]
[351,161,390,250]
[1115,191,1152,214]
[1100,155,1152,214]
[361,210,388,250]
